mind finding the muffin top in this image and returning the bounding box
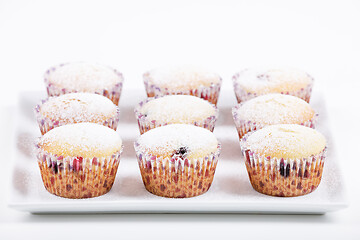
[46,62,123,92]
[38,123,122,158]
[135,124,219,159]
[243,124,326,159]
[145,65,221,91]
[233,94,315,126]
[137,95,217,124]
[233,67,313,94]
[39,93,118,124]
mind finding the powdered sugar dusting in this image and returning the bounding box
[140,95,217,124]
[47,62,122,92]
[235,67,313,93]
[40,93,118,124]
[245,124,326,159]
[235,94,314,125]
[136,124,218,158]
[147,65,221,90]
[39,123,122,158]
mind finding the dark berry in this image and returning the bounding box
[279,160,290,178]
[177,147,187,155]
[304,169,309,178]
[280,159,285,177]
[58,162,64,171]
[146,161,152,169]
[172,146,188,159]
[292,162,297,170]
[244,149,251,165]
[285,163,290,177]
[53,163,58,174]
[298,168,303,178]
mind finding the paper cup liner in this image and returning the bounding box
[232,72,314,103]
[34,98,121,135]
[134,97,219,134]
[44,63,124,105]
[36,144,123,199]
[143,72,222,105]
[232,104,318,140]
[134,142,221,198]
[240,134,326,197]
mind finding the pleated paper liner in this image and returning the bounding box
[240,133,326,197]
[36,145,123,199]
[134,142,221,198]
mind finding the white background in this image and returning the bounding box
[0,0,359,239]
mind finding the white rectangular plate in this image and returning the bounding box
[9,89,348,214]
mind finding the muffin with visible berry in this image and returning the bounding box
[44,62,124,105]
[134,124,221,198]
[240,124,326,197]
[232,67,313,103]
[232,93,317,140]
[35,93,120,135]
[135,95,218,134]
[143,65,222,105]
[36,123,123,199]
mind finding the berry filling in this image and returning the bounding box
[172,146,188,159]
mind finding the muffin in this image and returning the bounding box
[44,62,124,105]
[232,67,314,103]
[143,65,222,105]
[134,124,221,198]
[36,123,123,199]
[232,93,317,140]
[35,93,120,135]
[240,124,326,197]
[135,95,218,134]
